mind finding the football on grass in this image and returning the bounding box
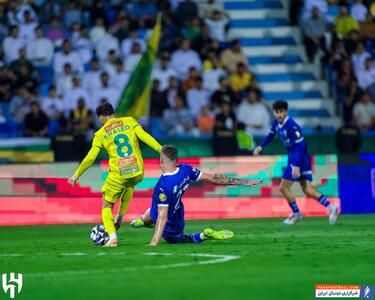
[90,224,110,246]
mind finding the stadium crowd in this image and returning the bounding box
[2,0,373,153]
[292,0,375,131]
[0,0,269,155]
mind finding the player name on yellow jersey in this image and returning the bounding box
[103,121,130,140]
[73,116,162,180]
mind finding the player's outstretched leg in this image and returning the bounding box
[130,217,145,228]
[301,181,339,225]
[280,179,304,225]
[102,196,118,247]
[130,208,155,228]
[184,233,205,243]
[202,228,234,240]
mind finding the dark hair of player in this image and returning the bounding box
[272,100,288,111]
[237,122,246,131]
[96,102,115,117]
[161,145,178,162]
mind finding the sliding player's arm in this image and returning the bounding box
[254,121,277,155]
[184,164,262,187]
[133,120,162,153]
[199,173,262,187]
[149,205,168,246]
[69,135,102,187]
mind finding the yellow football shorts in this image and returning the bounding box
[102,173,144,204]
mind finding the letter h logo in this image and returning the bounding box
[2,273,23,299]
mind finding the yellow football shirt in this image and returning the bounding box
[73,116,162,179]
[335,16,359,38]
[230,72,251,93]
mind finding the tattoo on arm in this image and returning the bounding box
[212,174,249,186]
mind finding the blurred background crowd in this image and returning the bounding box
[0,0,374,156]
[291,0,375,132]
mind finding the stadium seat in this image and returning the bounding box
[224,1,283,9]
[84,63,91,72]
[48,120,60,137]
[289,109,330,118]
[39,83,50,97]
[248,56,303,65]
[37,66,54,85]
[149,118,168,139]
[0,103,19,138]
[327,4,339,20]
[241,37,296,47]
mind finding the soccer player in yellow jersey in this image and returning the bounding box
[69,102,162,247]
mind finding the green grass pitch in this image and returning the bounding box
[0,215,374,300]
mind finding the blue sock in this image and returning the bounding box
[288,201,300,213]
[318,195,330,207]
[184,233,204,243]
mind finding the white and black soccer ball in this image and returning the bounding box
[90,224,110,246]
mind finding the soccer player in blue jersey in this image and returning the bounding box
[253,100,339,225]
[131,145,262,246]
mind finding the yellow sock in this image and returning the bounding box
[102,207,116,237]
[118,187,134,216]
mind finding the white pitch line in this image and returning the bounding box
[96,252,128,256]
[143,252,173,256]
[60,252,128,256]
[60,252,87,256]
[142,253,241,270]
[22,252,241,279]
[0,252,129,257]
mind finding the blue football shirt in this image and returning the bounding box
[150,163,202,228]
[261,116,308,167]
